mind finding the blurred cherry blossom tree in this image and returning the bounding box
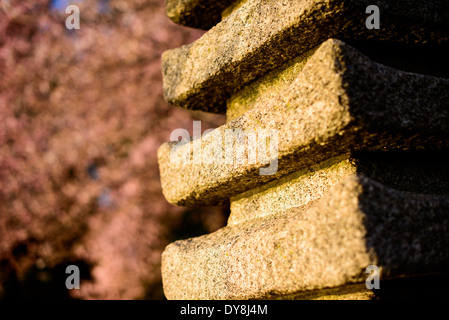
[0,0,227,299]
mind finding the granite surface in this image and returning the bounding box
[162,0,449,113]
[158,39,449,207]
[162,175,449,299]
[229,151,449,225]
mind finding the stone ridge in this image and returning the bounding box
[228,152,449,225]
[161,175,449,299]
[276,283,374,300]
[164,0,449,32]
[162,0,449,113]
[165,0,235,30]
[157,39,449,207]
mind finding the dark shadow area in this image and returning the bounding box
[345,40,449,79]
[352,149,449,195]
[356,170,449,298]
[169,206,230,243]
[375,273,449,300]
[1,260,92,300]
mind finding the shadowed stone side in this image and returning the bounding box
[158,39,449,207]
[226,40,449,122]
[162,0,449,113]
[161,175,449,300]
[229,151,449,225]
[166,0,235,30]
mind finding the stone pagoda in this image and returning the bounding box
[158,0,449,299]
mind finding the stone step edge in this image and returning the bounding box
[274,283,374,300]
[162,0,449,113]
[161,175,449,299]
[228,152,449,225]
[166,0,235,30]
[158,38,449,207]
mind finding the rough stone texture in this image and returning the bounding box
[276,283,374,300]
[226,40,449,122]
[162,175,449,299]
[166,0,235,30]
[158,39,449,207]
[226,48,316,121]
[229,151,449,225]
[162,0,449,113]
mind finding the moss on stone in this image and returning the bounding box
[226,47,317,122]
